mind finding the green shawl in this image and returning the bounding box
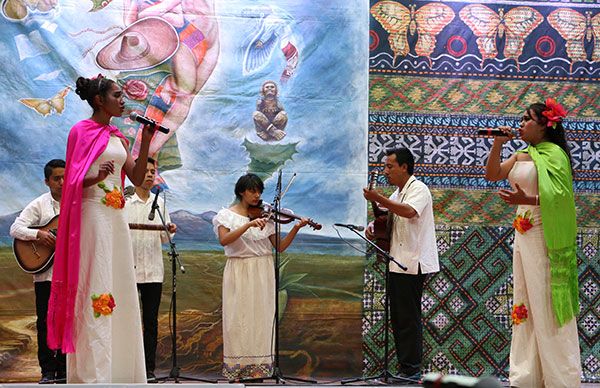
[523,142,579,326]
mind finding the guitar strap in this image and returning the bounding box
[387,178,416,246]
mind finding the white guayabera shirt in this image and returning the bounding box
[388,175,440,275]
[126,192,173,283]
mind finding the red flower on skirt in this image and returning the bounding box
[98,182,125,209]
[512,303,528,325]
[91,293,116,318]
[513,210,534,234]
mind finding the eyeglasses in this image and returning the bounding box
[522,115,533,122]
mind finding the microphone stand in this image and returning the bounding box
[151,192,216,384]
[239,171,315,385]
[338,225,416,386]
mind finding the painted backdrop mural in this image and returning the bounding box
[0,0,368,381]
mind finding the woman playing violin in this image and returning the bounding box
[212,173,308,380]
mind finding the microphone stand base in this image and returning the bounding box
[237,367,317,385]
[155,367,217,384]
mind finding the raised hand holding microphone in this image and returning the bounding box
[130,112,170,134]
[479,126,516,143]
[478,127,516,137]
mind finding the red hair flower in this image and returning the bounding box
[541,98,567,129]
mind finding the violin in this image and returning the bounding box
[248,201,322,230]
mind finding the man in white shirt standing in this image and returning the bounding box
[363,148,439,383]
[125,158,176,382]
[10,159,67,384]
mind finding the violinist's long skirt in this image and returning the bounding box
[222,254,275,380]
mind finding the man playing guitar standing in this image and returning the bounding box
[363,148,439,383]
[9,159,67,384]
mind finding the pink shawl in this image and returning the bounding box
[47,119,127,353]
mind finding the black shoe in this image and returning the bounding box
[39,372,55,384]
[389,372,421,385]
[147,371,157,383]
[55,371,67,384]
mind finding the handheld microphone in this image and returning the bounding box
[130,112,170,134]
[478,128,516,137]
[148,187,161,221]
[334,223,365,231]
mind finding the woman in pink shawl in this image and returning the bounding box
[47,74,154,383]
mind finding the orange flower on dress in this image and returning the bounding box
[91,293,116,318]
[97,182,125,209]
[512,303,528,325]
[513,210,534,234]
[542,98,567,129]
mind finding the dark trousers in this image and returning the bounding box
[34,281,66,376]
[137,282,163,373]
[388,271,426,376]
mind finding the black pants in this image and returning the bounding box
[137,282,163,373]
[388,271,426,376]
[34,281,66,376]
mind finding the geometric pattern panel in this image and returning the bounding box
[369,77,600,119]
[369,111,600,192]
[366,0,600,384]
[429,190,600,228]
[370,1,600,82]
[361,226,600,383]
[370,187,600,230]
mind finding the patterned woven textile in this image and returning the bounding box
[365,0,600,382]
[362,225,600,382]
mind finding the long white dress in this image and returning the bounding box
[508,161,580,388]
[213,208,276,380]
[67,136,146,383]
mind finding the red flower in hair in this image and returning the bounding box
[541,98,567,129]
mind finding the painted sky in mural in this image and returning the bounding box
[0,0,368,238]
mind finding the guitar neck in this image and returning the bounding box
[369,170,388,217]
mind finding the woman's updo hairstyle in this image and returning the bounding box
[75,74,115,110]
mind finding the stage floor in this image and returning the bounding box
[1,382,599,387]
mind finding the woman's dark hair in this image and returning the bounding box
[528,102,572,169]
[75,75,115,110]
[234,173,264,201]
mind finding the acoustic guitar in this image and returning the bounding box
[13,215,59,274]
[14,216,165,274]
[368,170,390,252]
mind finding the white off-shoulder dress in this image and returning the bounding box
[213,208,276,380]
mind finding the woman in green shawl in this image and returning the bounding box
[485,99,580,388]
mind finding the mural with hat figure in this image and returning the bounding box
[0,0,368,381]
